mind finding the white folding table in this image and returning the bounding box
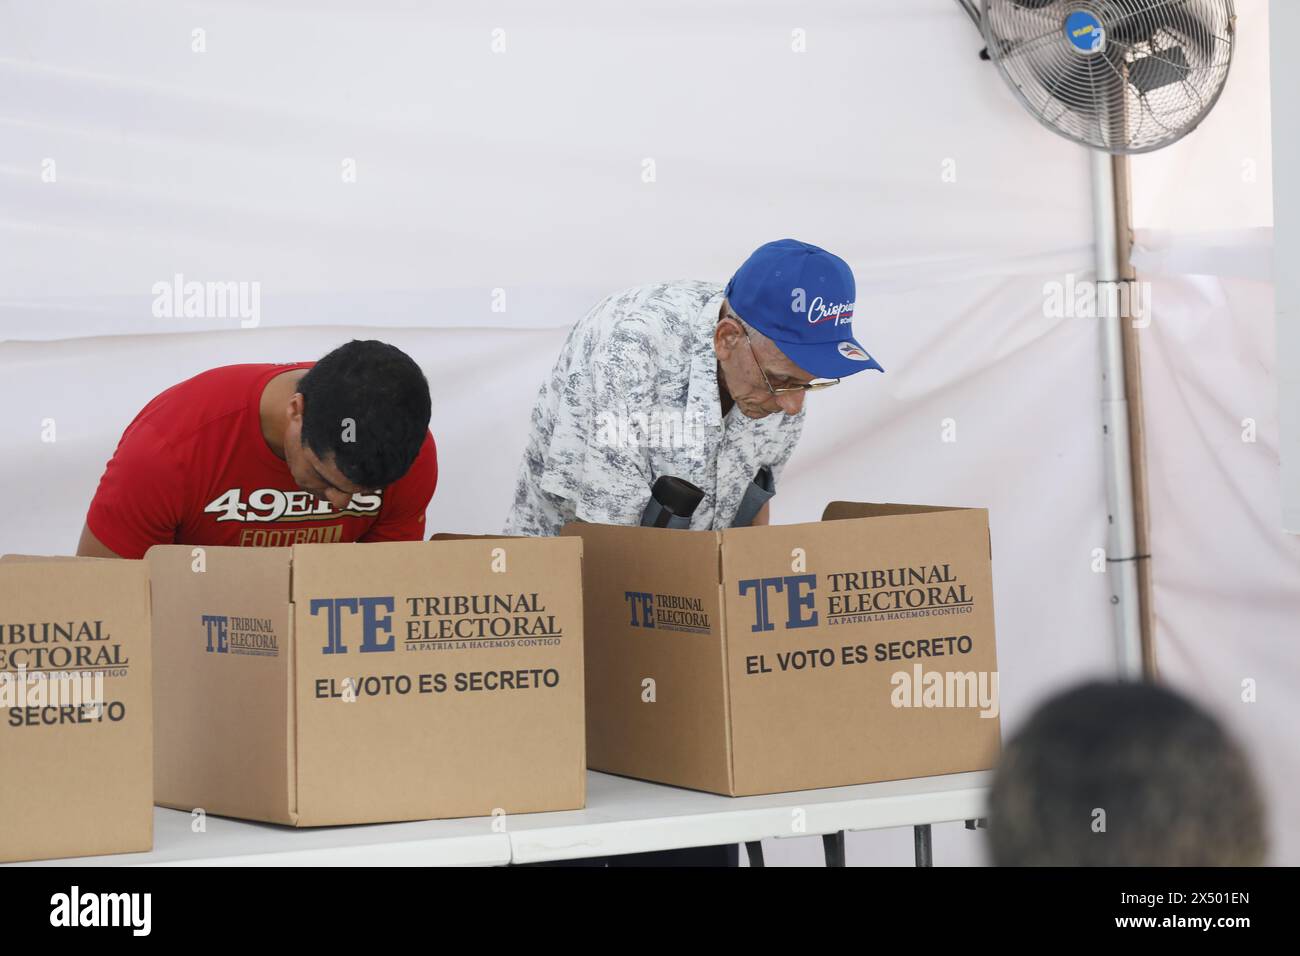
[507,769,991,865]
[10,769,991,867]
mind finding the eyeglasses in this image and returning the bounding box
[740,325,840,394]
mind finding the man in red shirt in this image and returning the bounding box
[77,339,438,559]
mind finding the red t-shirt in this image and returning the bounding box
[86,362,438,559]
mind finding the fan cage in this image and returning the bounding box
[980,0,1236,154]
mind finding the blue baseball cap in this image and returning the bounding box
[724,238,883,379]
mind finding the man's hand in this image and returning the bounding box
[76,522,123,558]
[752,501,771,526]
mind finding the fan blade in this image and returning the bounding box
[1029,47,1130,146]
[1108,2,1183,46]
[1032,50,1126,117]
[1109,0,1217,64]
[1127,45,1191,93]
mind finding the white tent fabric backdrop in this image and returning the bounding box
[1,0,1288,864]
[1126,0,1298,866]
[1130,259,1299,867]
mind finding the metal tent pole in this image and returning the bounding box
[1091,150,1144,678]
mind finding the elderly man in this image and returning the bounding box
[506,238,882,537]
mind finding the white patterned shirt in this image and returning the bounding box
[505,280,805,536]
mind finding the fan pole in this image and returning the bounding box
[1091,150,1145,679]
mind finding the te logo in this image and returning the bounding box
[201,614,229,653]
[311,596,396,654]
[737,575,818,632]
[624,591,655,629]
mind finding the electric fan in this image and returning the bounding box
[958,0,1236,154]
[952,1,1238,674]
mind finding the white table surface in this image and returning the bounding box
[10,769,992,866]
[9,809,511,867]
[508,769,991,863]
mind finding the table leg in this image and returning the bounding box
[822,830,846,867]
[744,841,765,867]
[914,824,932,867]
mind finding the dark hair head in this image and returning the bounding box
[988,680,1267,866]
[297,340,431,489]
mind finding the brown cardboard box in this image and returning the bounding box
[0,555,153,863]
[563,502,1001,796]
[146,536,585,826]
